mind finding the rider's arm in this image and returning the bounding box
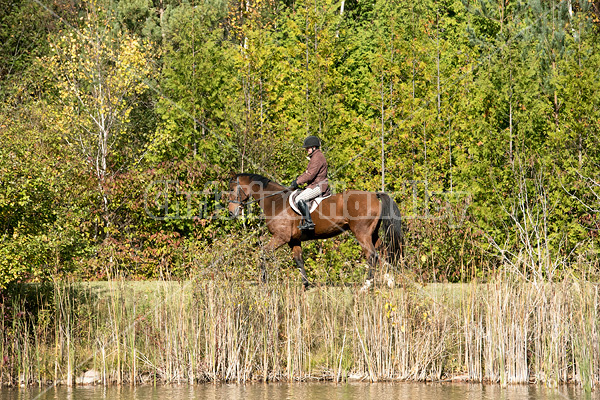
[296,156,321,186]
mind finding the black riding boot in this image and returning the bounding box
[297,200,315,230]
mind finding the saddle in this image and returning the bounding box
[289,190,331,215]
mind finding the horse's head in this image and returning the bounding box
[227,175,250,218]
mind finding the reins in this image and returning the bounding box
[228,177,290,207]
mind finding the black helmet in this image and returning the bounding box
[302,135,321,148]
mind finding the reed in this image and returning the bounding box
[1,272,599,388]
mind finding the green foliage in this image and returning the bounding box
[303,237,365,283]
[0,104,90,288]
[1,0,600,286]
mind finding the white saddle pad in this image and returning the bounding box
[289,190,331,215]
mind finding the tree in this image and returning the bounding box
[46,1,152,238]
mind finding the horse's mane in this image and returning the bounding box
[233,173,284,189]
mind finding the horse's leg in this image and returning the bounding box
[373,229,392,268]
[365,249,379,281]
[289,240,310,289]
[373,230,397,287]
[354,231,379,291]
[372,230,383,258]
[260,236,286,284]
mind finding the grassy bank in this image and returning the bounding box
[1,274,599,389]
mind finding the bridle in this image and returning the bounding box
[228,176,290,214]
[228,177,248,215]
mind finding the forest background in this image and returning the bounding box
[1,0,600,288]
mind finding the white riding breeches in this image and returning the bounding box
[295,186,322,203]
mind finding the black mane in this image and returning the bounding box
[232,173,276,187]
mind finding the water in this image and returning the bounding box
[0,383,595,400]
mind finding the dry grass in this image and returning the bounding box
[1,273,599,389]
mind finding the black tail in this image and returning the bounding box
[377,193,404,262]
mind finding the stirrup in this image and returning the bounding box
[299,220,315,230]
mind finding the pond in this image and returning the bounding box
[0,383,594,400]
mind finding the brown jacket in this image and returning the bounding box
[296,149,330,196]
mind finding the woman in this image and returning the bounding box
[290,135,331,230]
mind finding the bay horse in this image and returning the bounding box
[227,173,403,289]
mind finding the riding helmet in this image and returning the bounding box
[302,135,321,148]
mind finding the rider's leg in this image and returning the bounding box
[297,199,315,230]
[295,186,321,230]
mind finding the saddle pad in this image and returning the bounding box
[289,190,331,215]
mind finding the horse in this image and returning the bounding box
[227,173,403,289]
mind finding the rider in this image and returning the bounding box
[290,135,331,230]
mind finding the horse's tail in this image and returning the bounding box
[377,192,404,262]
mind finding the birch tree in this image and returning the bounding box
[47,2,152,236]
